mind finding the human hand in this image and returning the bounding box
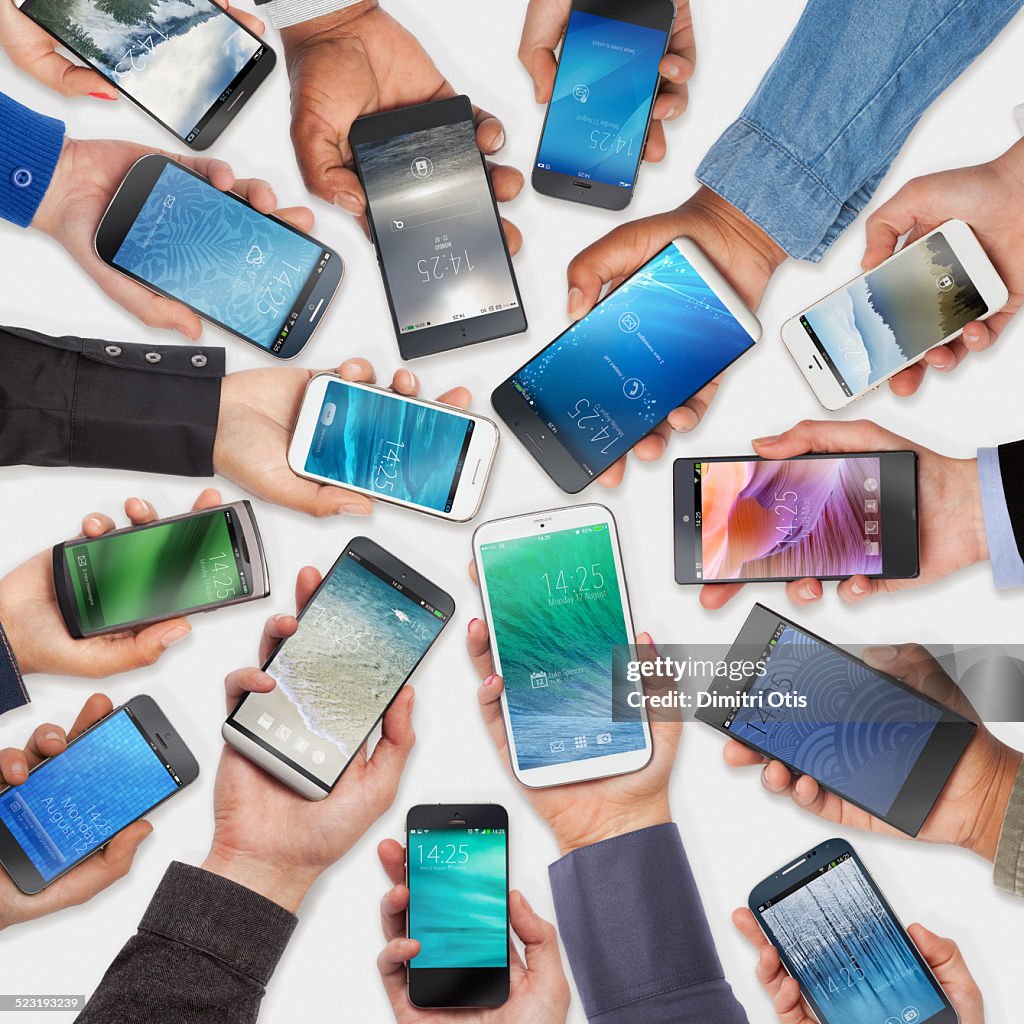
[723,644,1022,862]
[565,186,785,486]
[699,418,987,610]
[862,138,1024,397]
[0,489,223,678]
[31,142,312,339]
[214,358,471,517]
[733,908,985,1024]
[0,694,153,930]
[519,0,695,163]
[375,838,570,1024]
[202,566,417,912]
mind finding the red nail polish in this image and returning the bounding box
[483,674,497,687]
[89,92,117,101]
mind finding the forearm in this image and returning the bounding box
[0,93,64,229]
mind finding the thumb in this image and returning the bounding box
[565,221,653,319]
[93,620,192,676]
[907,924,971,983]
[862,182,928,270]
[510,890,563,975]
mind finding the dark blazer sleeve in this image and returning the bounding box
[997,440,1024,562]
[0,622,29,716]
[548,824,749,1024]
[0,325,224,477]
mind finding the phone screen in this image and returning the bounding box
[536,9,667,189]
[354,118,520,336]
[479,522,644,772]
[757,852,947,1024]
[510,243,757,479]
[800,230,988,396]
[302,380,476,513]
[0,708,181,883]
[63,508,250,632]
[231,548,448,787]
[693,456,884,580]
[111,162,331,352]
[21,0,263,142]
[408,826,507,969]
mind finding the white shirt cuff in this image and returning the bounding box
[261,0,365,30]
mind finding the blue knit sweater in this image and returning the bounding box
[0,92,65,228]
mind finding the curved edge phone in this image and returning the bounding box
[696,604,975,836]
[406,804,509,1009]
[782,220,1008,409]
[223,537,454,800]
[492,238,761,493]
[0,695,198,894]
[531,0,674,209]
[52,500,268,638]
[749,839,958,1024]
[673,451,919,584]
[95,155,342,358]
[288,373,500,522]
[14,0,274,150]
[472,504,652,788]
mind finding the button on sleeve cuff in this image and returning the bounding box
[0,93,65,229]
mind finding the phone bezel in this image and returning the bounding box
[93,155,342,359]
[348,95,527,359]
[223,537,454,799]
[406,803,510,1009]
[0,695,198,895]
[672,451,920,584]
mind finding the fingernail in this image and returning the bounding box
[518,891,533,912]
[43,731,62,744]
[673,409,698,433]
[851,579,866,595]
[753,434,779,446]
[333,192,362,214]
[341,360,362,377]
[400,369,419,390]
[491,129,506,151]
[175,325,194,340]
[664,63,679,78]
[339,502,371,516]
[800,583,817,600]
[8,762,26,779]
[468,618,481,633]
[140,825,154,843]
[567,286,583,317]
[399,939,416,954]
[252,670,274,686]
[865,644,897,662]
[161,625,191,648]
[85,515,103,531]
[88,91,118,101]
[964,324,980,341]
[760,764,771,788]
[664,105,678,119]
[483,674,498,687]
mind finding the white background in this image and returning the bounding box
[2,2,1023,1021]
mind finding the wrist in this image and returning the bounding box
[964,746,1023,863]
[30,137,74,239]
[957,456,989,568]
[684,186,788,274]
[280,0,378,49]
[202,843,320,914]
[993,138,1024,189]
[552,798,672,857]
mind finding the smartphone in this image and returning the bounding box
[473,505,652,788]
[349,96,527,359]
[288,374,500,522]
[52,500,269,638]
[696,604,976,836]
[406,804,509,1009]
[673,452,919,584]
[492,239,761,493]
[14,0,273,150]
[749,839,958,1024]
[223,538,453,800]
[95,154,342,358]
[0,695,197,895]
[532,0,674,209]
[782,220,1009,409]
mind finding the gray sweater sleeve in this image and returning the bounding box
[995,759,1024,897]
[78,862,297,1024]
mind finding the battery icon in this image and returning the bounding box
[593,525,606,531]
[433,609,443,619]
[484,829,490,834]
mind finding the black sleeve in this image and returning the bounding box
[78,862,298,1024]
[997,440,1024,562]
[0,325,224,477]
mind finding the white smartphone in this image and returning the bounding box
[472,504,652,788]
[781,219,1009,409]
[288,374,500,522]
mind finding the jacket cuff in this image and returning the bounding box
[994,759,1024,898]
[140,862,298,985]
[997,440,1024,565]
[0,93,65,229]
[0,622,29,717]
[978,448,1024,589]
[254,0,365,29]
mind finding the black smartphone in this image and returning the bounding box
[492,238,761,493]
[749,839,958,1024]
[52,500,269,638]
[0,695,198,894]
[673,451,919,584]
[223,537,454,800]
[95,155,342,358]
[531,0,674,210]
[349,96,527,359]
[696,604,976,836]
[406,804,509,1009]
[13,0,273,150]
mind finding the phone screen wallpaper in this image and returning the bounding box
[0,710,178,882]
[479,524,645,772]
[408,827,507,969]
[536,10,667,188]
[303,380,474,513]
[113,162,325,350]
[760,854,945,1024]
[232,551,446,785]
[803,231,987,395]
[695,457,883,580]
[65,509,246,631]
[512,243,756,478]
[355,119,520,335]
[23,0,261,138]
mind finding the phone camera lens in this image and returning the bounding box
[401,573,407,578]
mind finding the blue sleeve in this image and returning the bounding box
[978,447,1024,589]
[696,0,1024,260]
[0,622,29,717]
[0,92,65,229]
[548,824,748,1024]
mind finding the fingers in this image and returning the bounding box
[489,163,523,205]
[191,487,223,512]
[473,106,506,156]
[753,419,910,459]
[907,924,978,988]
[294,565,324,614]
[862,644,975,719]
[364,687,416,788]
[862,182,925,271]
[784,578,823,605]
[732,907,769,950]
[596,455,627,488]
[377,837,406,888]
[434,386,472,410]
[377,937,421,983]
[723,740,766,767]
[509,890,563,978]
[22,53,114,99]
[566,221,653,319]
[92,263,204,339]
[67,693,114,741]
[632,421,672,462]
[225,176,278,213]
[699,582,744,610]
[391,368,420,397]
[224,665,276,709]
[835,574,878,604]
[500,216,524,257]
[668,378,720,433]
[887,360,928,397]
[466,617,496,682]
[210,0,265,36]
[55,820,153,908]
[643,119,667,163]
[272,205,316,233]
[337,358,377,384]
[518,0,566,103]
[22,721,69,769]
